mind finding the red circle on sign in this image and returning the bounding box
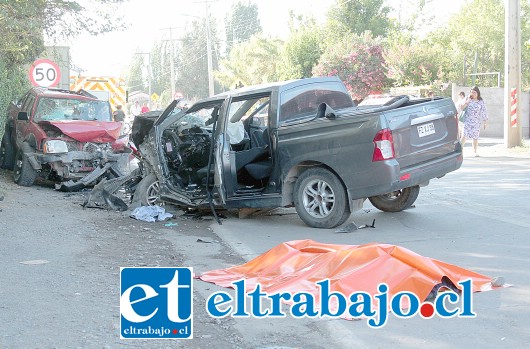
[29,59,61,87]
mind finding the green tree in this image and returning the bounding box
[326,0,394,38]
[384,32,456,87]
[0,1,44,66]
[313,33,387,102]
[126,54,147,94]
[175,17,221,99]
[225,1,262,54]
[150,42,172,96]
[215,35,283,88]
[277,16,323,80]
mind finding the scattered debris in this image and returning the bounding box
[335,219,376,233]
[0,194,4,201]
[164,222,179,227]
[130,205,173,222]
[82,168,141,211]
[491,276,506,287]
[20,260,50,265]
[197,238,215,243]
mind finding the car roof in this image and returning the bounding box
[32,87,99,101]
[197,76,344,103]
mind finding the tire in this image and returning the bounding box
[13,143,37,187]
[132,173,160,206]
[368,186,420,212]
[293,167,350,229]
[0,132,15,170]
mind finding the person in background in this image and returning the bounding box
[141,102,150,114]
[455,91,466,140]
[113,105,125,122]
[130,101,141,119]
[461,86,488,157]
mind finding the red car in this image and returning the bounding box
[0,87,130,189]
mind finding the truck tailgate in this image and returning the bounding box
[383,99,459,169]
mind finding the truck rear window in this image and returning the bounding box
[280,82,353,124]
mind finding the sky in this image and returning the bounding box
[61,0,459,77]
[63,0,334,77]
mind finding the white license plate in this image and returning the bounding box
[417,122,435,137]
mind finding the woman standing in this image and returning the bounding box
[461,86,488,157]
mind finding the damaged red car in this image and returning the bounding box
[0,87,130,190]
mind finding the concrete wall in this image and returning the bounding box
[452,84,530,138]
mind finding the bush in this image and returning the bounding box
[312,33,387,103]
[0,58,30,137]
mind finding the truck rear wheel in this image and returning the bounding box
[294,167,351,229]
[0,132,15,170]
[368,186,420,212]
[132,173,160,206]
[13,143,37,187]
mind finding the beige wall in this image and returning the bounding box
[452,84,529,138]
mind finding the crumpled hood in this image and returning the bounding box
[39,120,122,143]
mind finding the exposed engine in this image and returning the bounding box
[161,125,212,189]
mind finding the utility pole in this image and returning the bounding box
[205,2,215,96]
[504,0,522,147]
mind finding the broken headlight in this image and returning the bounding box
[43,140,68,154]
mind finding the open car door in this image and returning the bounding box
[212,97,235,205]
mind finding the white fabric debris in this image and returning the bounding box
[130,205,173,222]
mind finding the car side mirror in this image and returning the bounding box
[316,103,336,120]
[17,111,29,121]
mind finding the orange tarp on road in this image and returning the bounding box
[199,240,495,304]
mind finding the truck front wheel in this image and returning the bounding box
[13,143,37,186]
[368,186,420,212]
[294,167,351,229]
[132,173,160,206]
[0,132,15,170]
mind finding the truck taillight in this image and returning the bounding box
[372,129,395,161]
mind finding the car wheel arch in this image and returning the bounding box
[281,161,351,210]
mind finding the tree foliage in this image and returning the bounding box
[433,0,505,86]
[0,1,45,66]
[277,16,323,80]
[126,54,148,94]
[326,0,393,38]
[215,35,283,88]
[313,34,387,102]
[175,17,221,99]
[225,1,262,54]
[384,32,456,87]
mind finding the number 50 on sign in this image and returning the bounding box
[29,59,61,87]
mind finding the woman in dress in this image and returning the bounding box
[461,86,488,157]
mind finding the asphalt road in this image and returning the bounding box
[0,140,529,348]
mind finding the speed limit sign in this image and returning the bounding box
[29,59,61,87]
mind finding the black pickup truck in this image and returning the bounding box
[131,77,462,228]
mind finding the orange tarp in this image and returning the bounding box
[199,240,495,304]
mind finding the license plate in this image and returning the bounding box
[417,122,435,137]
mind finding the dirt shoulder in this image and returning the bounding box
[0,169,251,348]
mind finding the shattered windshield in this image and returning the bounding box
[172,102,223,130]
[35,97,112,122]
